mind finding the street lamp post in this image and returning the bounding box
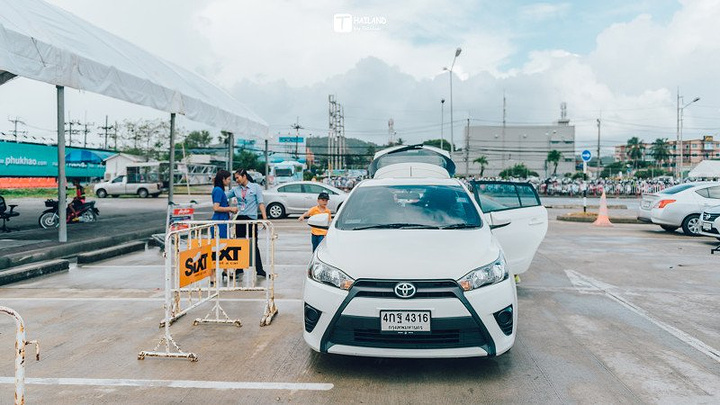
[443,47,462,158]
[676,93,700,179]
[440,99,445,151]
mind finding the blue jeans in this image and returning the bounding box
[311,234,325,252]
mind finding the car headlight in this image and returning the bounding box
[457,254,508,291]
[308,257,354,290]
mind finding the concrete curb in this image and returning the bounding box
[76,241,146,264]
[0,226,164,271]
[0,259,69,286]
[557,215,646,224]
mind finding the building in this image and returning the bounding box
[614,136,720,170]
[454,123,576,177]
[103,152,149,180]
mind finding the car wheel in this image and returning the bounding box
[267,203,286,219]
[137,188,149,198]
[660,225,678,232]
[96,189,107,198]
[681,214,701,236]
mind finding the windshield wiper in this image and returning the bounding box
[351,223,440,230]
[440,223,481,229]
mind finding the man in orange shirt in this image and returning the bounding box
[298,192,332,252]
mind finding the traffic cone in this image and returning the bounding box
[593,190,613,227]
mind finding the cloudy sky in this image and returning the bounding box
[1,0,719,156]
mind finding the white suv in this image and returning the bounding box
[302,146,547,358]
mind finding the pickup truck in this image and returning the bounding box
[94,175,162,198]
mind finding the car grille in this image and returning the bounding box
[353,279,459,299]
[703,212,720,222]
[328,315,486,349]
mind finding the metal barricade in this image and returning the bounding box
[139,220,277,362]
[1,306,40,405]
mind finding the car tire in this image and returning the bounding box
[660,225,678,232]
[96,189,107,198]
[137,188,149,198]
[681,214,701,236]
[267,203,286,219]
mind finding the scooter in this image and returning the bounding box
[38,198,100,229]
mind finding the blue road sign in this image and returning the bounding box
[581,150,592,162]
[279,136,304,143]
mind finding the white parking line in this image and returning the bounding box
[565,269,720,364]
[0,377,332,391]
[0,297,303,303]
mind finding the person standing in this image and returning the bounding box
[298,192,332,252]
[227,169,268,277]
[211,170,237,239]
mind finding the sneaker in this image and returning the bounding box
[256,270,267,278]
[514,274,521,284]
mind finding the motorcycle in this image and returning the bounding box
[38,198,100,229]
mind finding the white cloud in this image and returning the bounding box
[520,2,571,21]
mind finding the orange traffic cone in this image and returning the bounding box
[593,190,613,227]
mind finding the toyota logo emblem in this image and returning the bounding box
[394,282,416,298]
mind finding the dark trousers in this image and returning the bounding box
[235,216,264,273]
[311,234,325,252]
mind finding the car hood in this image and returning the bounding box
[94,182,110,189]
[316,228,499,280]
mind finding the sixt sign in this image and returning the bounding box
[178,241,213,287]
[209,239,250,269]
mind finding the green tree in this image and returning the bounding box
[546,150,562,175]
[650,138,670,168]
[473,155,488,177]
[422,139,455,152]
[234,149,263,173]
[499,163,538,179]
[184,130,213,149]
[626,137,645,169]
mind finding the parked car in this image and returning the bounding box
[302,145,547,358]
[645,182,720,235]
[93,175,163,198]
[263,181,347,219]
[699,205,720,240]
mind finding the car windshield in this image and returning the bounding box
[335,185,482,230]
[275,168,293,177]
[659,184,696,195]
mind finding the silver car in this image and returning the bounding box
[263,181,347,219]
[647,182,720,235]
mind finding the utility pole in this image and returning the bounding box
[65,120,81,147]
[113,121,118,150]
[465,118,470,176]
[8,116,26,142]
[597,117,602,173]
[676,88,680,179]
[82,121,94,148]
[501,92,507,171]
[264,139,269,190]
[440,99,445,151]
[99,115,114,149]
[291,117,303,159]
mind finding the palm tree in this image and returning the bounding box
[626,137,645,169]
[650,138,670,168]
[473,155,488,177]
[547,150,562,175]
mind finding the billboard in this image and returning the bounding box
[0,141,107,178]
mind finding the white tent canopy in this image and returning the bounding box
[0,0,268,137]
[688,160,720,179]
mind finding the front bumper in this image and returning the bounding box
[303,277,517,358]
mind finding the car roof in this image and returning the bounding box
[356,177,464,188]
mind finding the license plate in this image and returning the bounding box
[380,310,431,332]
[641,201,651,209]
[703,222,712,231]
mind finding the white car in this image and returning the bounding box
[94,175,162,198]
[302,148,547,358]
[263,181,347,219]
[646,182,720,235]
[699,205,720,240]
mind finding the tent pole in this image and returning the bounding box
[168,113,176,205]
[57,86,67,242]
[228,132,234,172]
[264,139,269,190]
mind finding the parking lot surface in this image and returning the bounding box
[1,213,719,404]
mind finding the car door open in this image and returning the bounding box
[472,181,548,274]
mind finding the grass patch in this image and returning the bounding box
[0,188,59,199]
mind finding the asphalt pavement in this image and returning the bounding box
[0,209,718,404]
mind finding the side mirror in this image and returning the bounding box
[307,213,330,230]
[489,212,511,230]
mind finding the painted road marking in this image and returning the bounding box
[565,269,720,364]
[0,297,303,303]
[0,377,332,391]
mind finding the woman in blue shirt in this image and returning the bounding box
[211,170,238,238]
